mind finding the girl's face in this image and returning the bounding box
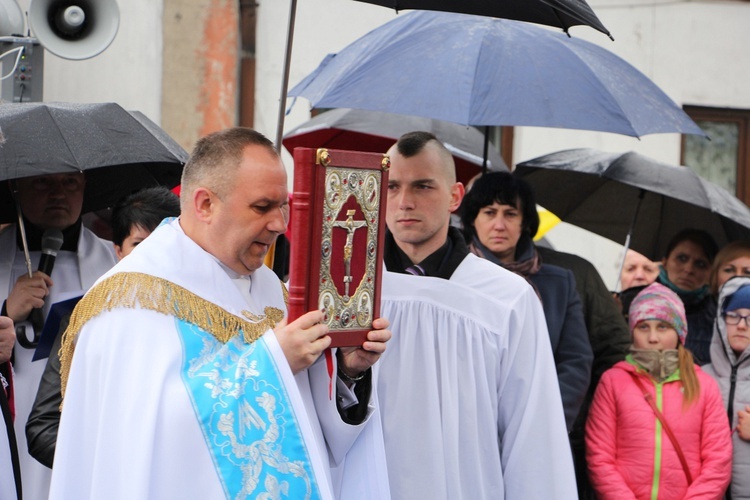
[724,307,750,357]
[632,319,679,351]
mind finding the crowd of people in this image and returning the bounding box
[0,126,748,499]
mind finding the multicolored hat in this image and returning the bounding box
[628,282,687,344]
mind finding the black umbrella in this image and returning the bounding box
[0,102,187,223]
[514,148,750,263]
[351,0,611,36]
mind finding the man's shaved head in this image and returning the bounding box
[385,131,464,264]
[389,131,456,185]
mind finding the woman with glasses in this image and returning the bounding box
[705,277,750,498]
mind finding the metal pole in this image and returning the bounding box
[482,126,489,174]
[14,199,32,278]
[276,0,298,150]
[614,189,645,291]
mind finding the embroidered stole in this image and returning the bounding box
[59,271,323,499]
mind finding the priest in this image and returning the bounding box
[49,128,391,499]
[0,171,117,500]
[378,131,576,499]
[0,315,17,500]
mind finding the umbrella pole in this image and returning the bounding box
[614,189,645,291]
[482,126,490,174]
[14,199,33,278]
[275,0,299,151]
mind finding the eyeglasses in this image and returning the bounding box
[18,175,84,193]
[724,311,750,326]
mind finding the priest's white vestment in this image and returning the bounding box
[376,256,577,499]
[49,219,389,500]
[0,224,116,500]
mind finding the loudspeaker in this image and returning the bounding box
[0,0,24,37]
[28,0,119,60]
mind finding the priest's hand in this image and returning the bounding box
[0,316,14,363]
[738,405,750,441]
[274,310,332,374]
[338,317,391,378]
[6,272,53,323]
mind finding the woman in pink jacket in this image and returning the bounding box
[586,282,732,499]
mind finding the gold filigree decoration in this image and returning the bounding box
[381,154,390,171]
[319,167,380,331]
[59,272,284,401]
[316,148,331,167]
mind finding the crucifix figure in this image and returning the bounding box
[332,209,367,300]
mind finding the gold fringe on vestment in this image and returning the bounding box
[59,272,285,402]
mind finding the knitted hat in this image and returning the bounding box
[628,282,687,344]
[725,284,750,312]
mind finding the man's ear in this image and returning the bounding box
[192,188,215,222]
[449,182,465,213]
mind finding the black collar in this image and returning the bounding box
[384,226,469,280]
[15,218,81,252]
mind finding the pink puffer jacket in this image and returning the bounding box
[586,359,732,500]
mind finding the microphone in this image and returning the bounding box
[38,229,64,276]
[21,229,64,348]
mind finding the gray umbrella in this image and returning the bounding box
[283,108,508,185]
[514,148,750,262]
[0,101,187,223]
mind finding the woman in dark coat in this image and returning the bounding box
[460,172,592,432]
[656,229,718,365]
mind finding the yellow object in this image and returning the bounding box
[264,241,276,268]
[535,209,561,241]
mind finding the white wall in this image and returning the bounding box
[256,0,750,285]
[15,0,164,123]
[255,1,398,162]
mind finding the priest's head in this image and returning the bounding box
[386,131,465,264]
[11,172,86,230]
[179,128,289,276]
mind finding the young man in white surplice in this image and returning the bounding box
[378,131,576,500]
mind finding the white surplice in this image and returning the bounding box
[376,255,577,500]
[0,224,116,500]
[49,219,389,500]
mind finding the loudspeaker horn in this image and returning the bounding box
[0,0,24,37]
[28,0,120,60]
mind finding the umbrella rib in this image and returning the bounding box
[557,39,641,138]
[43,106,85,172]
[467,21,492,126]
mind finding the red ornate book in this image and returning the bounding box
[288,148,390,347]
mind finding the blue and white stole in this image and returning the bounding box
[178,319,323,499]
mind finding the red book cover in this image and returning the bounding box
[288,147,390,347]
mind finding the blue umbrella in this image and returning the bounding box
[289,11,704,138]
[275,0,612,147]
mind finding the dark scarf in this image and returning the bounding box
[657,265,710,306]
[468,233,542,277]
[468,233,542,298]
